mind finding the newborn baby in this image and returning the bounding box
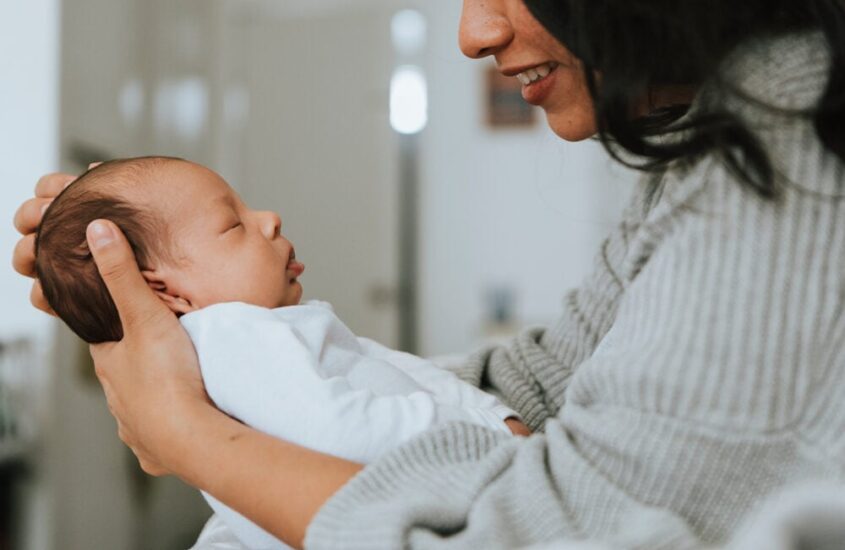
[35,157,521,549]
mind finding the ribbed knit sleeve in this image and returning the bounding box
[445,178,660,432]
[305,32,845,549]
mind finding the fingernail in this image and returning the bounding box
[41,203,51,216]
[64,179,74,189]
[87,221,115,249]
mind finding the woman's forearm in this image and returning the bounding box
[174,403,363,549]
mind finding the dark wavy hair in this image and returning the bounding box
[35,157,180,343]
[523,0,845,198]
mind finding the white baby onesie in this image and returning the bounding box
[180,300,516,550]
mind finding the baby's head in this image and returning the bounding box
[36,157,304,343]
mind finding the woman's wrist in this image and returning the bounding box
[167,401,363,548]
[166,401,246,489]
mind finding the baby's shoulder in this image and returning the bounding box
[270,300,336,321]
[180,301,289,332]
[300,299,334,312]
[179,300,347,345]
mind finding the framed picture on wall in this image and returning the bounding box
[485,65,537,128]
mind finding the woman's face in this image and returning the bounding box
[459,0,597,141]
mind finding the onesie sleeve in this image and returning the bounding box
[356,337,519,423]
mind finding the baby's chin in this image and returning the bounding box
[277,283,303,307]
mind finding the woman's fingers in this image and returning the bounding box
[14,236,57,316]
[86,220,174,332]
[114,418,168,476]
[505,418,532,437]
[13,173,76,317]
[12,233,36,277]
[30,279,56,316]
[138,458,169,477]
[86,217,204,480]
[35,172,75,199]
[13,197,53,235]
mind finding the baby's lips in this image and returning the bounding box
[287,261,305,277]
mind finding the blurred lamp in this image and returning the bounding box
[390,65,427,135]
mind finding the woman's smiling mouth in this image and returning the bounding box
[515,62,558,86]
[517,63,560,106]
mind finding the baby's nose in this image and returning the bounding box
[260,211,282,238]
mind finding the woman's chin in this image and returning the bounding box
[545,111,598,142]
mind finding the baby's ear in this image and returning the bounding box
[141,270,197,316]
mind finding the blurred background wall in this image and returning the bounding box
[0,0,60,549]
[1,0,637,548]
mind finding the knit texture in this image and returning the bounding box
[305,31,845,549]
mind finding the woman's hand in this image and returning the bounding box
[87,221,363,547]
[12,172,77,315]
[85,219,211,477]
[506,417,531,437]
[83,219,361,549]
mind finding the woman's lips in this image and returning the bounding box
[521,65,559,106]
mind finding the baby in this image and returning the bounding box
[36,157,523,549]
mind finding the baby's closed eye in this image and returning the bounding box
[222,222,243,234]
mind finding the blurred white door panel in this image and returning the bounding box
[218,4,401,346]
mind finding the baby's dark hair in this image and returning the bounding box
[35,157,182,343]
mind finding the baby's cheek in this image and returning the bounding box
[201,264,256,307]
[254,269,288,308]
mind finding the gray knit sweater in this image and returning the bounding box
[305,32,844,549]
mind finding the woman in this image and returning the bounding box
[13,0,845,548]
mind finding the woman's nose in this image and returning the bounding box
[459,0,514,59]
[259,211,282,239]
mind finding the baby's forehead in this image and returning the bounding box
[126,162,235,232]
[120,159,224,204]
[69,159,232,234]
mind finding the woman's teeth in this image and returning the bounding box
[516,63,557,86]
